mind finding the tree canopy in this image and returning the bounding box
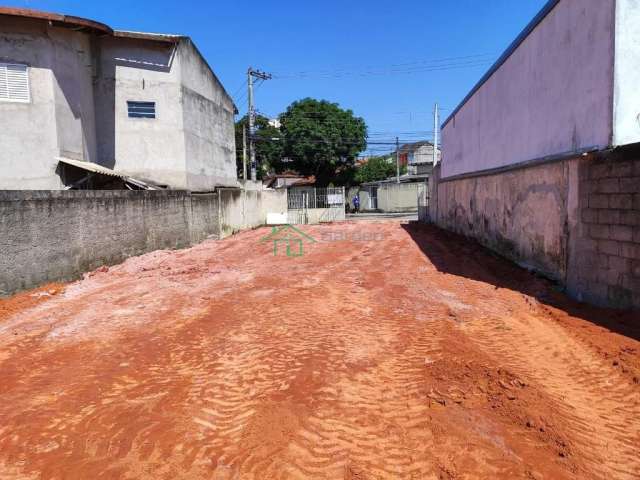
[279,99,367,186]
[354,156,398,184]
[234,114,284,180]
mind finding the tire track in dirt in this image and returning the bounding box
[415,225,640,480]
[466,309,640,479]
[0,222,639,479]
[133,225,450,479]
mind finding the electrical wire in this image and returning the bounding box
[271,53,495,79]
[272,56,495,79]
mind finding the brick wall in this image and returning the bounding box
[572,149,640,309]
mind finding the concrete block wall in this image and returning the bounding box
[568,150,640,309]
[0,191,217,295]
[429,145,640,310]
[0,189,286,295]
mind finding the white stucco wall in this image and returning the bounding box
[442,0,615,178]
[613,0,640,146]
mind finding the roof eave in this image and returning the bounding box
[113,30,185,43]
[0,7,112,35]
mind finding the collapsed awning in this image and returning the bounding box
[56,157,162,190]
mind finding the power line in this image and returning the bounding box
[254,137,426,146]
[272,56,494,79]
[271,52,496,79]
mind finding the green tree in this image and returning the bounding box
[354,155,398,183]
[279,98,367,186]
[235,115,284,180]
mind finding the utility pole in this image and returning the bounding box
[242,124,247,181]
[247,67,272,182]
[396,136,400,184]
[433,102,439,165]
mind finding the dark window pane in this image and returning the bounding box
[127,101,156,119]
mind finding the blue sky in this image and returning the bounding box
[7,0,547,153]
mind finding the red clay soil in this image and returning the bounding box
[0,221,639,479]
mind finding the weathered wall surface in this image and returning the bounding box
[377,183,425,213]
[0,188,286,295]
[0,15,237,191]
[359,183,424,213]
[442,0,615,178]
[51,28,98,167]
[435,161,570,280]
[0,191,218,294]
[428,165,441,222]
[431,147,640,310]
[98,36,187,187]
[179,41,237,190]
[218,188,287,237]
[0,18,97,189]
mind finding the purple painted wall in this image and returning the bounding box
[442,0,615,179]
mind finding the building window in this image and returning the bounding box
[0,63,30,103]
[127,101,156,119]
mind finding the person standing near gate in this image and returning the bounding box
[352,194,360,213]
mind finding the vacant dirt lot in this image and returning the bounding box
[1,221,639,479]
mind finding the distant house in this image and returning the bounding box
[0,7,237,190]
[263,172,315,191]
[397,141,440,176]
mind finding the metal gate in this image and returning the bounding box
[288,187,346,225]
[367,186,378,210]
[418,180,430,222]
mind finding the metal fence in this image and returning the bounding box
[288,187,346,224]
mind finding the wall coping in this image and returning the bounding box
[0,190,199,202]
[438,146,603,183]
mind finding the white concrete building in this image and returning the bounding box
[0,8,238,190]
[401,141,440,176]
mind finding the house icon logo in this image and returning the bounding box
[260,225,317,257]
